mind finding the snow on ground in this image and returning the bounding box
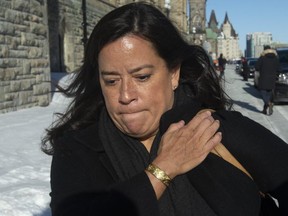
[0,103,65,216]
[0,73,72,216]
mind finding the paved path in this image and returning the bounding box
[224,64,288,143]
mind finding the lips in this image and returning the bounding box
[120,111,139,114]
[120,112,142,119]
[118,108,142,115]
[119,110,144,121]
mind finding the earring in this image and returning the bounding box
[173,86,177,90]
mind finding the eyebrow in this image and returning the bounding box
[100,64,155,75]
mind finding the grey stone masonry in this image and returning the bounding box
[0,0,51,113]
[47,0,115,73]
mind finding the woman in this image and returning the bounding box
[42,3,288,216]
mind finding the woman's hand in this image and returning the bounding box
[145,110,221,199]
[153,110,221,179]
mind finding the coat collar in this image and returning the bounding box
[72,122,104,152]
[159,101,202,134]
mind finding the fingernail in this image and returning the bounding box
[205,111,211,116]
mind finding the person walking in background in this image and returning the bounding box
[255,45,279,115]
[218,53,227,79]
[241,57,249,81]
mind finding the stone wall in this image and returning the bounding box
[47,0,196,74]
[0,0,50,113]
[47,0,115,73]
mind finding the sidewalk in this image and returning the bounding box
[224,64,288,143]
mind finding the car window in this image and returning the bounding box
[248,60,257,66]
[277,50,288,64]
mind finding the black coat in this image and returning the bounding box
[50,104,288,216]
[256,50,279,90]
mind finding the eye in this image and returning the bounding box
[105,80,115,85]
[103,78,119,86]
[136,74,151,82]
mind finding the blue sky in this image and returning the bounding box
[206,0,288,52]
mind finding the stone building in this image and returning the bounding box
[205,10,241,61]
[47,0,207,74]
[205,9,219,59]
[0,0,51,113]
[47,0,132,74]
[217,13,241,61]
[246,32,272,58]
[0,0,207,113]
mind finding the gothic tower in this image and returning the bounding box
[207,10,219,33]
[221,12,237,38]
[218,12,241,60]
[205,9,220,55]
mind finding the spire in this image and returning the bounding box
[220,12,238,37]
[208,9,219,33]
[208,10,218,27]
[224,12,229,24]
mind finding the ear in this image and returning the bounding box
[171,65,180,90]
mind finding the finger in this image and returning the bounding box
[196,119,220,143]
[158,120,186,151]
[185,131,222,165]
[203,132,222,151]
[166,120,185,133]
[179,115,216,147]
[191,116,217,139]
[185,110,212,131]
[179,118,219,157]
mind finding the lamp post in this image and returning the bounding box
[81,0,88,49]
[199,34,203,46]
[164,0,171,18]
[192,27,196,44]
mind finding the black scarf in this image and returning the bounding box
[98,86,217,216]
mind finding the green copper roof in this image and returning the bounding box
[206,28,218,39]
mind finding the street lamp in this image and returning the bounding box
[164,0,171,17]
[192,27,196,44]
[199,34,203,45]
[81,0,88,49]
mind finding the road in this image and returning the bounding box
[223,64,288,143]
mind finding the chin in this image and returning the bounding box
[125,128,147,138]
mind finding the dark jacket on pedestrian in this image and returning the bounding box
[256,48,279,90]
[50,99,288,216]
[218,54,227,72]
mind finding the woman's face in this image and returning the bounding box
[98,35,179,145]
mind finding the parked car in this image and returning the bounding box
[254,47,288,103]
[246,58,258,78]
[237,58,257,77]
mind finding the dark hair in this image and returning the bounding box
[264,45,271,50]
[42,2,229,154]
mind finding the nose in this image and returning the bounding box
[118,79,137,104]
